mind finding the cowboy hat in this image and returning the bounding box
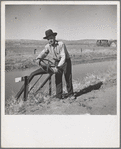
[43,29,57,39]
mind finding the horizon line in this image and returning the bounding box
[5,38,117,41]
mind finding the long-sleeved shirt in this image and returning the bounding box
[36,40,70,67]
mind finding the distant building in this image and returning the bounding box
[96,40,101,46]
[96,40,109,47]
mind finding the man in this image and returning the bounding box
[36,29,75,100]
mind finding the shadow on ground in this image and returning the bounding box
[74,82,103,98]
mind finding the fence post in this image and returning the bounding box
[49,76,51,95]
[23,76,28,101]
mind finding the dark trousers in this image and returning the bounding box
[55,58,73,98]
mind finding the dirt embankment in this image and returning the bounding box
[9,77,116,115]
[5,60,117,115]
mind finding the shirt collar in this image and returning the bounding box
[55,40,58,46]
[49,40,58,47]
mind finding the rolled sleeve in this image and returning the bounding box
[36,48,49,60]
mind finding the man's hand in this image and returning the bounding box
[33,58,43,65]
[36,57,43,61]
[52,67,59,74]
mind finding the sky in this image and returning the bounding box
[5,4,117,40]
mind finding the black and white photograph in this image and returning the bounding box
[1,1,120,148]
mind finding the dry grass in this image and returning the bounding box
[5,40,117,114]
[5,61,117,115]
[5,82,56,114]
[5,54,38,71]
[5,44,117,71]
[73,61,116,90]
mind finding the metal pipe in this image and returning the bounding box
[28,74,42,94]
[34,74,53,95]
[49,77,51,95]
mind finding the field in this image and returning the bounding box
[5,39,117,115]
[5,39,117,71]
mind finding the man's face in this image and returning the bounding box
[47,35,55,46]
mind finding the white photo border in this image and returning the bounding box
[1,1,120,148]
